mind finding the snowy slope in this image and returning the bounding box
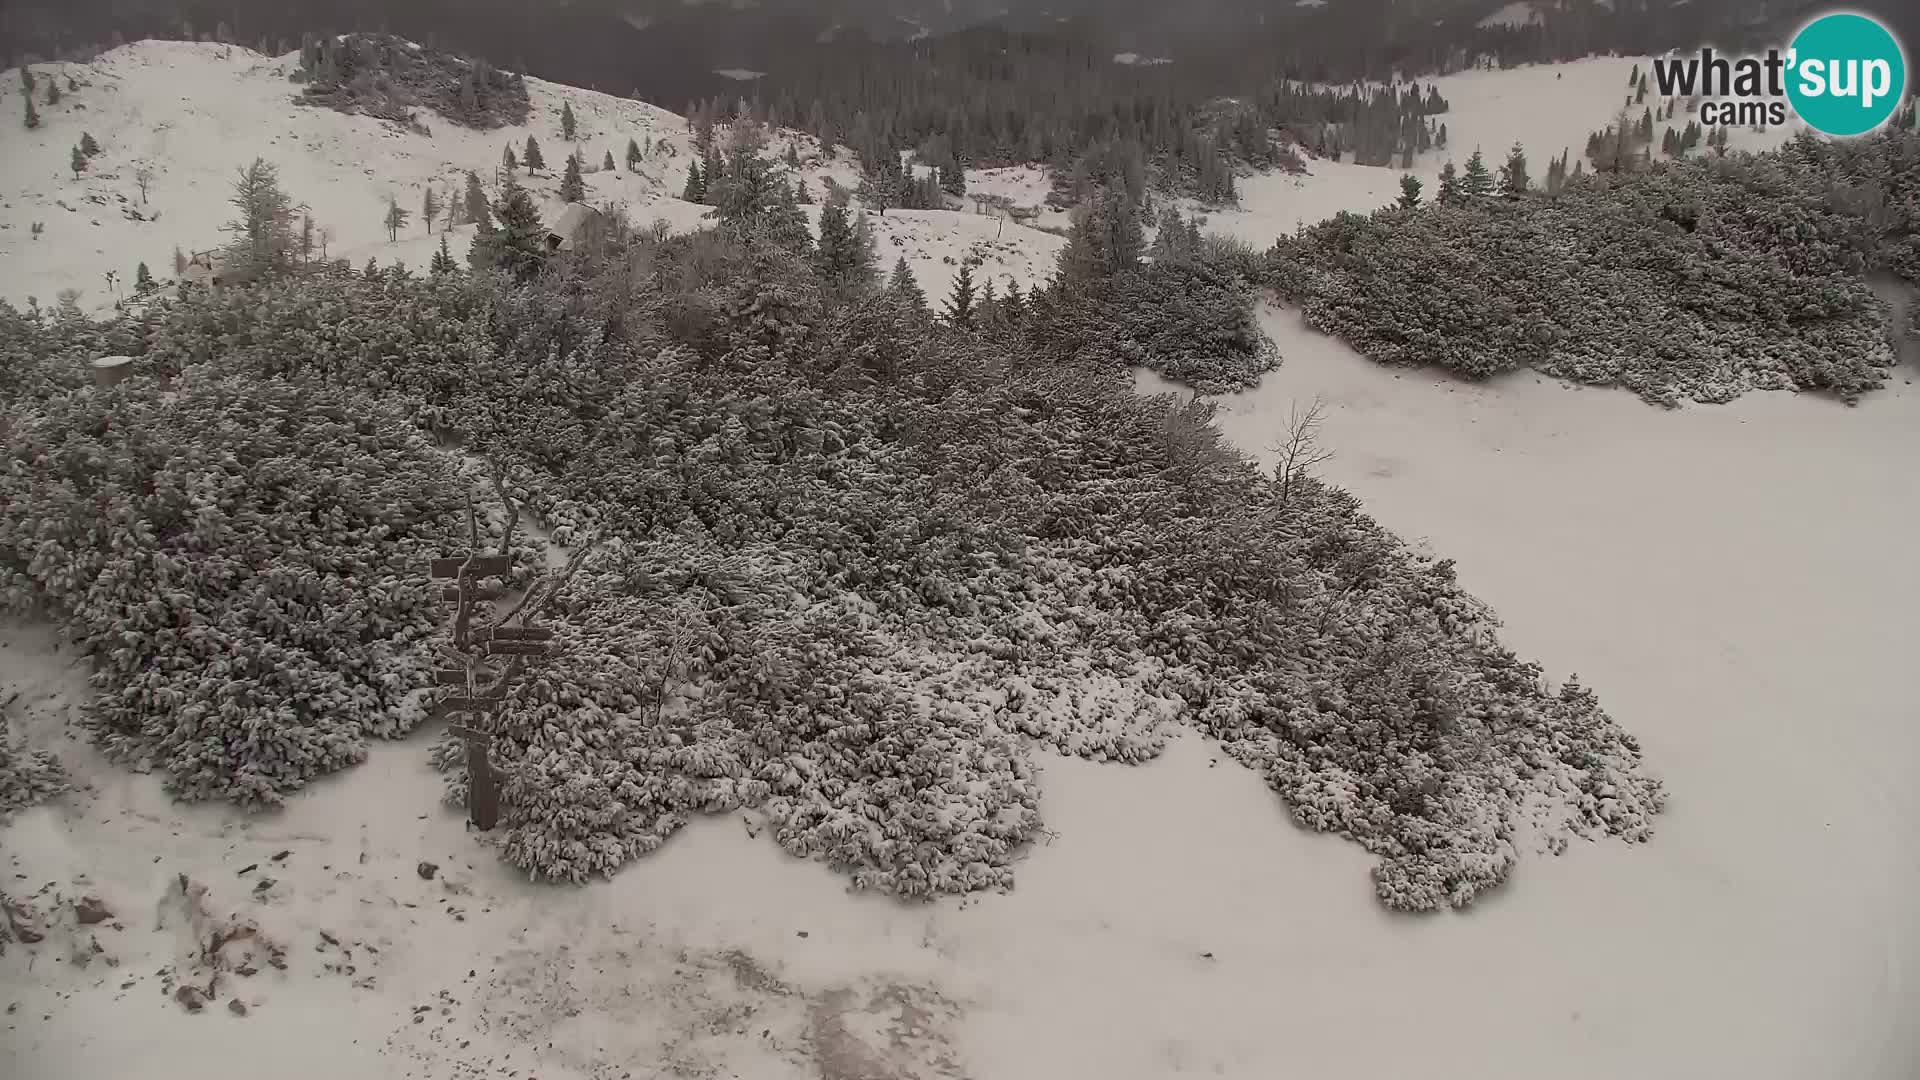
[0,41,1066,312]
[854,206,1064,298]
[1204,55,1811,247]
[0,42,686,307]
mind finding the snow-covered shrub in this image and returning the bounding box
[0,373,471,805]
[0,737,68,819]
[1021,257,1278,392]
[401,296,1663,907]
[1268,130,1920,405]
[3,223,1669,910]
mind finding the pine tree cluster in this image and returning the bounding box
[295,32,530,130]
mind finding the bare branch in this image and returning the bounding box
[652,635,683,727]
[1266,396,1335,509]
[487,457,519,557]
[501,533,599,627]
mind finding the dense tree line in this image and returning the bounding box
[0,192,1663,910]
[1266,131,1920,406]
[9,0,1918,135]
[293,31,529,129]
[731,23,1449,204]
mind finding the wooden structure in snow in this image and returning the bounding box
[90,355,135,387]
[182,250,225,288]
[431,550,552,832]
[545,201,600,252]
[429,463,594,831]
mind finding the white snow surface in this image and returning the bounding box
[4,42,1918,1080]
[855,207,1064,297]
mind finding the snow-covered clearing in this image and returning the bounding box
[855,206,1064,297]
[1203,56,1808,246]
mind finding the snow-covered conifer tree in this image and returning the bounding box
[1461,149,1494,198]
[221,158,304,280]
[945,261,977,329]
[1498,143,1530,197]
[1397,173,1423,209]
[465,171,492,231]
[889,255,926,314]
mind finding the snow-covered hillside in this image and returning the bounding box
[1204,55,1810,246]
[0,41,1065,312]
[5,44,1796,314]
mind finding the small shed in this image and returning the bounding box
[545,202,601,252]
[182,250,225,288]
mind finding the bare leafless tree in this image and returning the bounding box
[133,164,154,204]
[1268,396,1334,510]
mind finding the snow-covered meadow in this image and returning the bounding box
[3,37,1918,1080]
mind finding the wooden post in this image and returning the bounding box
[450,724,501,831]
[430,545,552,831]
[469,735,499,830]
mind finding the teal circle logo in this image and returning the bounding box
[1786,13,1907,137]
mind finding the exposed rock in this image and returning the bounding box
[73,896,112,925]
